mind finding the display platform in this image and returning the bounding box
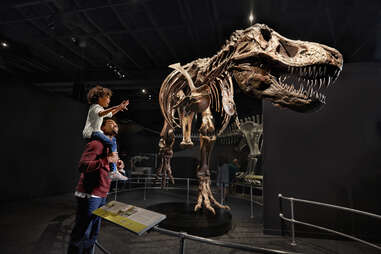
[147,202,232,237]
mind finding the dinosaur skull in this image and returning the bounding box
[230,24,343,112]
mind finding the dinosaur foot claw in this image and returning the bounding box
[194,176,230,214]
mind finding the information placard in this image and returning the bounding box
[93,200,166,235]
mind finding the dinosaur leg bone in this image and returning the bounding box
[156,121,175,187]
[179,110,195,149]
[194,108,230,214]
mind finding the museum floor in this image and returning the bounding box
[0,187,378,254]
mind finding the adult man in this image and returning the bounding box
[68,118,124,254]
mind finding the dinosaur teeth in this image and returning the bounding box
[332,69,340,83]
[327,76,331,87]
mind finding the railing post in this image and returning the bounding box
[278,194,284,236]
[114,179,118,201]
[250,185,254,219]
[220,183,224,205]
[95,240,111,254]
[144,177,147,200]
[179,232,186,254]
[290,198,296,246]
[187,178,190,204]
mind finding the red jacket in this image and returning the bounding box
[76,140,111,197]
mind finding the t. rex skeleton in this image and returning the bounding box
[157,23,343,214]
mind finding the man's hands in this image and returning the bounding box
[117,159,125,170]
[117,159,126,174]
[107,154,126,175]
[107,152,119,163]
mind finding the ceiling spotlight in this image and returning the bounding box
[142,89,147,94]
[249,13,254,24]
[1,41,8,48]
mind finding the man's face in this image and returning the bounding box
[102,119,118,136]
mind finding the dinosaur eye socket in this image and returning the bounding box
[260,28,272,41]
[276,39,299,58]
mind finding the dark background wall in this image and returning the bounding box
[263,63,381,240]
[2,81,88,201]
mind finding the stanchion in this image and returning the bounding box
[290,198,296,246]
[187,178,190,203]
[220,183,224,205]
[144,177,147,200]
[114,180,118,201]
[179,232,186,254]
[95,240,111,254]
[278,194,284,236]
[250,185,254,219]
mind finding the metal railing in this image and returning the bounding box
[109,176,259,219]
[153,226,301,254]
[94,184,300,254]
[94,226,301,254]
[278,193,381,251]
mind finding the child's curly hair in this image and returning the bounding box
[87,85,112,104]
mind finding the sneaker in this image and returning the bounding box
[109,171,128,181]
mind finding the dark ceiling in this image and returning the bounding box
[0,0,380,127]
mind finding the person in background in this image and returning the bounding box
[217,158,230,201]
[228,158,240,193]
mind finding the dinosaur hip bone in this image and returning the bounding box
[157,23,343,214]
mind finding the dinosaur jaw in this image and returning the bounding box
[232,60,342,112]
[266,63,342,112]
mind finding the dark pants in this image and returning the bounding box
[67,197,107,254]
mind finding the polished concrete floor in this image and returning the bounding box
[0,185,379,254]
